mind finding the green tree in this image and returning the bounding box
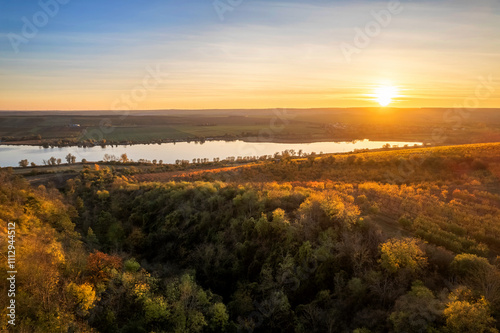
[209,302,229,332]
[450,254,500,306]
[86,227,99,249]
[165,274,229,332]
[450,253,492,278]
[389,281,443,332]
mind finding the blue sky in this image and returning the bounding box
[1,0,499,110]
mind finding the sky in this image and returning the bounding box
[0,0,499,110]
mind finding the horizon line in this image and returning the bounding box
[1,107,499,112]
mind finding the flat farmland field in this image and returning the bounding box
[1,108,499,145]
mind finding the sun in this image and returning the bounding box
[375,86,398,107]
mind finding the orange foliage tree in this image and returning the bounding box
[86,251,122,283]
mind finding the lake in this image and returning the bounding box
[0,139,422,167]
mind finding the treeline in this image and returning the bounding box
[186,143,500,185]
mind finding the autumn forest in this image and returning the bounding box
[1,142,500,332]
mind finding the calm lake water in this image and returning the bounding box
[0,140,422,167]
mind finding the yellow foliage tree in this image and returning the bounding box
[66,282,98,316]
[272,208,288,224]
[444,287,498,333]
[379,238,427,274]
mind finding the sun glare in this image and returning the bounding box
[375,86,398,107]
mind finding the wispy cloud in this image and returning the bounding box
[0,0,499,109]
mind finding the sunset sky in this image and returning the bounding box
[1,0,499,110]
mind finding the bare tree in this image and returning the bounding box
[66,153,75,164]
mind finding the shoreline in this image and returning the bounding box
[2,142,451,170]
[0,136,427,148]
[4,143,425,173]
